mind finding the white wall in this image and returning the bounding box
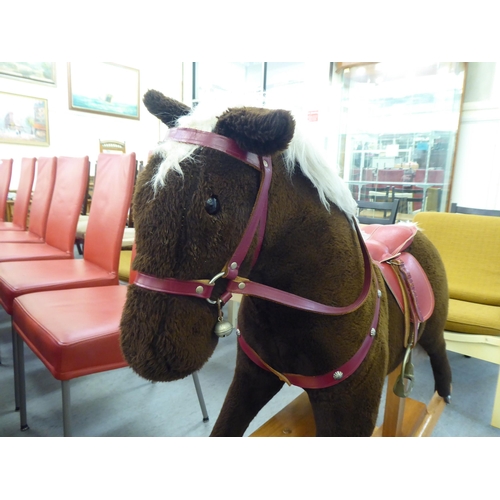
[0,62,184,187]
[451,62,500,209]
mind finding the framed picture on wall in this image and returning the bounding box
[68,62,140,120]
[0,62,56,85]
[0,91,50,146]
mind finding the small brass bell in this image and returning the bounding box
[215,319,233,338]
[214,299,233,338]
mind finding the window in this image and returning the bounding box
[337,62,466,216]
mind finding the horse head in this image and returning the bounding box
[120,90,298,382]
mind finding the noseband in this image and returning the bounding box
[134,127,381,389]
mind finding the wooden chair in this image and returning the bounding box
[450,203,500,217]
[99,139,126,153]
[11,244,209,436]
[0,157,56,244]
[357,199,399,225]
[250,366,446,437]
[0,158,36,232]
[423,187,442,212]
[391,187,424,214]
[0,159,13,222]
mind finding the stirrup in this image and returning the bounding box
[393,344,415,398]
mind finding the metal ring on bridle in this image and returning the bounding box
[206,271,227,304]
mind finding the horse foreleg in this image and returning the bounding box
[210,349,284,437]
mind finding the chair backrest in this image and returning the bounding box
[0,159,13,221]
[44,157,90,253]
[413,211,500,305]
[357,199,399,225]
[12,158,36,229]
[450,203,500,217]
[423,187,442,212]
[84,153,136,274]
[99,139,126,153]
[25,157,57,239]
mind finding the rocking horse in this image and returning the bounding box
[119,90,452,437]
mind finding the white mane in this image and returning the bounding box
[151,102,358,219]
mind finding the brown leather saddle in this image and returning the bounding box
[361,223,435,397]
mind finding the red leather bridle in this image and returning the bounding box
[134,127,381,389]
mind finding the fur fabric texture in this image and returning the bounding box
[120,92,452,436]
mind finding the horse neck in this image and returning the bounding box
[251,164,365,307]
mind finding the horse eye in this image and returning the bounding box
[205,196,220,215]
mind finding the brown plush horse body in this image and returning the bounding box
[120,90,452,436]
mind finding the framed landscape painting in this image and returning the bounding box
[68,63,140,119]
[0,92,49,146]
[0,62,56,84]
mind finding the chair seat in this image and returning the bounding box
[13,286,128,380]
[0,242,72,263]
[0,221,24,231]
[0,259,119,314]
[0,230,44,243]
[446,298,500,336]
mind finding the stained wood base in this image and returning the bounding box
[250,365,447,437]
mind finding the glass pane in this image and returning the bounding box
[264,62,329,119]
[194,62,263,104]
[338,62,466,219]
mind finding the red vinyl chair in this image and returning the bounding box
[0,157,89,262]
[11,244,209,436]
[0,153,135,410]
[0,157,56,243]
[0,153,134,315]
[0,156,88,396]
[0,159,13,222]
[0,158,36,231]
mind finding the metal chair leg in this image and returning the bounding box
[191,371,209,421]
[11,322,20,411]
[61,380,72,437]
[14,333,29,431]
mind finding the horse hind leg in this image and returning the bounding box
[417,317,452,404]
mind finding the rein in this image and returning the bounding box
[134,127,381,389]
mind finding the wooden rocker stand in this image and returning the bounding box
[250,364,447,437]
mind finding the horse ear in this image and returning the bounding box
[214,107,295,156]
[143,90,191,127]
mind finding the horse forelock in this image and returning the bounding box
[150,102,357,219]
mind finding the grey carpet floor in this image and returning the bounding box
[1,300,500,437]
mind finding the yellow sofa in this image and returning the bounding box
[413,211,500,428]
